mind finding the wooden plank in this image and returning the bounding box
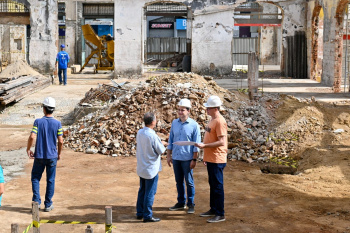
[3,77,33,91]
[234,19,282,25]
[1,78,51,105]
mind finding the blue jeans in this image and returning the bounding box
[58,68,67,85]
[136,174,158,220]
[31,158,57,208]
[172,159,195,206]
[207,162,226,216]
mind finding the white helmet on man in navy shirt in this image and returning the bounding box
[43,97,56,108]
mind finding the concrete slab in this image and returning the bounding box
[215,78,350,103]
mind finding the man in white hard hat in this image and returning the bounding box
[167,98,201,214]
[195,95,227,223]
[27,97,63,212]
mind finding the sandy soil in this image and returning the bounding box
[1,74,350,232]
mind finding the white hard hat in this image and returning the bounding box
[178,98,191,109]
[204,95,222,108]
[43,97,56,108]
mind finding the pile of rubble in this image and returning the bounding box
[64,73,304,165]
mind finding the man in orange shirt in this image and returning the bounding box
[195,95,227,223]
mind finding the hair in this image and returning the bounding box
[43,105,55,114]
[144,112,155,126]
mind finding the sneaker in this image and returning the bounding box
[169,203,186,211]
[44,205,54,212]
[59,83,62,85]
[207,215,225,223]
[187,205,195,214]
[199,209,216,217]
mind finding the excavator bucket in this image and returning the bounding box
[80,24,114,73]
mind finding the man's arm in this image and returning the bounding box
[57,135,63,160]
[26,132,36,159]
[195,135,226,149]
[167,149,173,167]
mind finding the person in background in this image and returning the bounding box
[0,164,4,207]
[195,95,227,223]
[167,99,201,214]
[55,44,70,86]
[27,97,63,212]
[136,112,166,222]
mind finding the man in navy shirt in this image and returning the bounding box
[55,44,70,85]
[167,99,201,214]
[27,97,63,212]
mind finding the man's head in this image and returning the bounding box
[42,97,56,115]
[204,95,222,116]
[60,44,65,50]
[144,112,156,128]
[177,99,191,121]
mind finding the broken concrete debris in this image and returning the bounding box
[64,73,303,166]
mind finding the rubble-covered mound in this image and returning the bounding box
[64,73,289,164]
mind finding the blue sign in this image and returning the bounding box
[176,19,187,30]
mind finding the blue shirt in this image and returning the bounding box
[0,165,4,183]
[31,116,63,159]
[56,51,70,69]
[167,118,201,161]
[136,127,166,179]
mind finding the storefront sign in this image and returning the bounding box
[149,22,174,29]
[176,19,187,30]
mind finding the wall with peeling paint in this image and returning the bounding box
[0,25,26,63]
[191,10,234,74]
[29,0,58,74]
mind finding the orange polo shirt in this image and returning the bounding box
[203,114,228,163]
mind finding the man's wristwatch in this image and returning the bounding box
[192,159,197,162]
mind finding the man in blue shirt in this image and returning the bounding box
[136,112,166,223]
[167,99,201,214]
[55,44,70,85]
[27,97,63,212]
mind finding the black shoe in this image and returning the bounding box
[136,216,143,220]
[187,205,195,214]
[169,203,186,211]
[207,215,226,223]
[199,209,216,217]
[143,217,161,222]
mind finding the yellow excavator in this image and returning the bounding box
[79,24,114,73]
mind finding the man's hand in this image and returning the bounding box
[194,143,205,149]
[58,154,61,160]
[161,140,168,147]
[27,150,34,159]
[190,160,197,169]
[167,156,172,167]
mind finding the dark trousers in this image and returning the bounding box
[207,162,226,216]
[172,159,195,206]
[31,158,57,208]
[136,174,158,220]
[58,68,67,85]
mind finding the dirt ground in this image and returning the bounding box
[1,74,350,233]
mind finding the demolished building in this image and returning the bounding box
[0,0,350,92]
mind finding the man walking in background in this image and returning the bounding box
[195,95,227,223]
[136,112,166,222]
[167,99,201,214]
[27,97,63,212]
[55,44,70,86]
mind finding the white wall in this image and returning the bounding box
[191,10,234,74]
